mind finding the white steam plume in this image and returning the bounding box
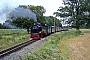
[0,0,18,24]
[0,5,12,23]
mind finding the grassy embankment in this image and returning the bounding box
[0,29,30,51]
[58,29,90,59]
[23,30,83,60]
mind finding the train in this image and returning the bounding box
[30,22,68,40]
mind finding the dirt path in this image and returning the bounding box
[68,33,90,60]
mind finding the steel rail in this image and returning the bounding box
[0,40,36,58]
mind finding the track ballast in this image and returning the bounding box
[0,39,36,58]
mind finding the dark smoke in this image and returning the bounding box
[9,7,37,22]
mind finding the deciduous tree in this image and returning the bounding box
[12,18,34,33]
[54,0,90,29]
[19,5,46,23]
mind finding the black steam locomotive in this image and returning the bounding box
[30,22,62,40]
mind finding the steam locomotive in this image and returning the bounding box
[30,22,62,40]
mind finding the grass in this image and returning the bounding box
[80,29,90,33]
[23,30,82,60]
[57,36,74,59]
[54,29,90,59]
[0,29,30,51]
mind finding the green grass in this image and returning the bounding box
[23,30,82,60]
[80,29,90,33]
[0,29,30,51]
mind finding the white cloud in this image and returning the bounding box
[0,0,63,23]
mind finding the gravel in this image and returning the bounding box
[0,34,53,60]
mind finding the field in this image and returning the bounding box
[23,30,83,60]
[67,29,90,60]
[0,29,30,51]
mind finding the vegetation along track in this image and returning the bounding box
[0,39,36,58]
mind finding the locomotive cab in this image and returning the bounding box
[30,25,41,40]
[30,22,48,40]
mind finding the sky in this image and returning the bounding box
[0,0,63,23]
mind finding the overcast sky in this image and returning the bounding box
[0,0,63,23]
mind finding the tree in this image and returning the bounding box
[54,0,90,29]
[12,18,34,33]
[0,23,8,29]
[45,16,62,27]
[0,23,4,29]
[19,5,46,23]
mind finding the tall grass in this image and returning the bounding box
[24,30,82,60]
[0,29,30,51]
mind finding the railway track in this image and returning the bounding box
[0,39,36,58]
[0,31,59,59]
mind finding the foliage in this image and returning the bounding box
[24,30,82,60]
[54,0,90,29]
[0,23,9,29]
[12,18,34,28]
[19,5,46,23]
[0,29,30,51]
[12,18,34,33]
[45,16,62,27]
